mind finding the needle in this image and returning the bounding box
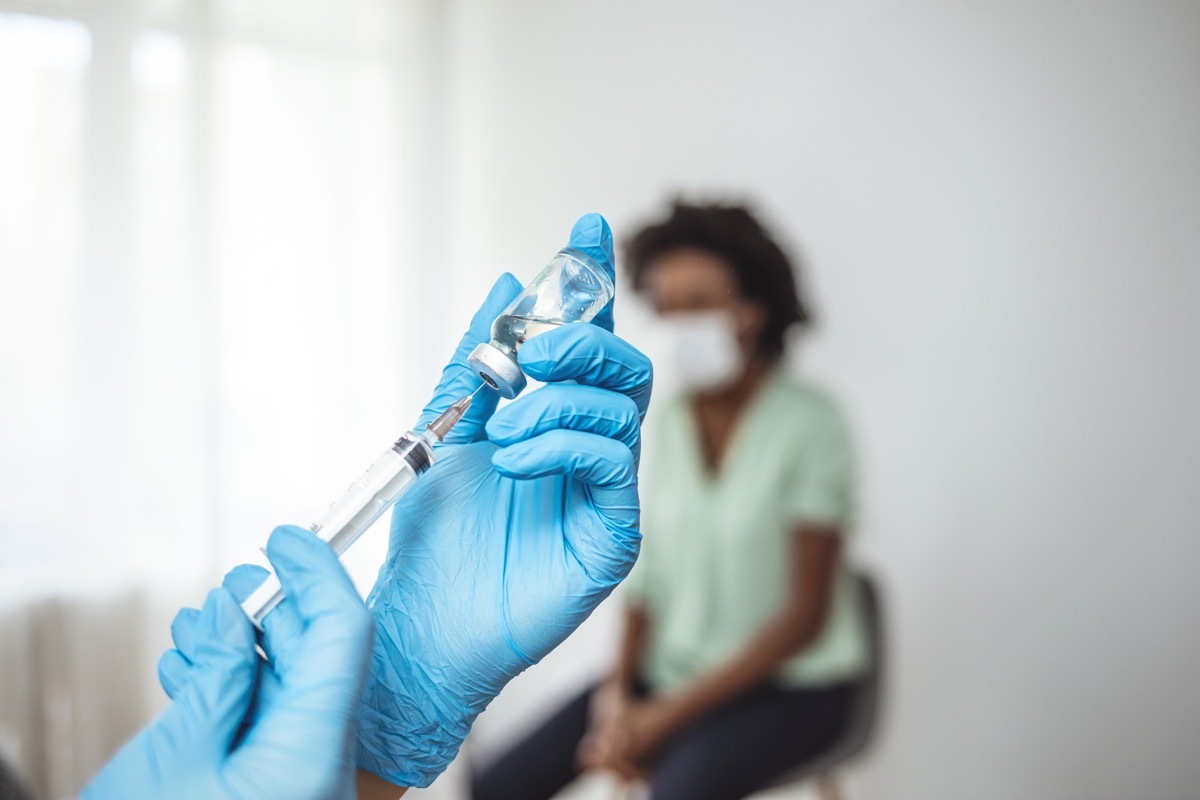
[426,392,475,440]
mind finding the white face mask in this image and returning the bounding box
[647,310,744,392]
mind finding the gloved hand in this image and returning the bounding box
[87,527,373,800]
[357,213,653,787]
[157,560,301,731]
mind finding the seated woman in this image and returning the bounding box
[472,201,868,800]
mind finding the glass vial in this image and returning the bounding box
[468,248,614,398]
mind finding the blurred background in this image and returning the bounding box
[1,0,1198,798]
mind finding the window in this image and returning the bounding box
[0,12,90,570]
[1,0,410,593]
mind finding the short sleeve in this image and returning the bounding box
[787,398,856,528]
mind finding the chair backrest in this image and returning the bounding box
[767,569,886,787]
[838,570,884,758]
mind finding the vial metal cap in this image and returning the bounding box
[467,342,527,399]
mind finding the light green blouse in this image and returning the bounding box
[624,370,868,691]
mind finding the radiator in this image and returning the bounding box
[0,587,159,800]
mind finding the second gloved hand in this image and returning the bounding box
[357,213,653,787]
[88,527,373,800]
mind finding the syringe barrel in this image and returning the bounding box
[240,432,435,630]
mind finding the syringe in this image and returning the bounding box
[240,393,475,629]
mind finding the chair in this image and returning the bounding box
[763,570,885,800]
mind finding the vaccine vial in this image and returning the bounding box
[468,248,615,398]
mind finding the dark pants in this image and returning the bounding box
[472,679,855,800]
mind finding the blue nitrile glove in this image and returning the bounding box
[158,559,347,761]
[356,213,653,787]
[88,527,373,800]
[158,562,297,732]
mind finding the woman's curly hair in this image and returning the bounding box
[624,200,811,361]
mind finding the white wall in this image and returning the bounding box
[424,1,1200,798]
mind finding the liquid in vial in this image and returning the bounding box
[468,243,614,398]
[490,314,566,354]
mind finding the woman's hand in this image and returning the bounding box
[620,697,689,766]
[578,688,691,777]
[577,682,641,779]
